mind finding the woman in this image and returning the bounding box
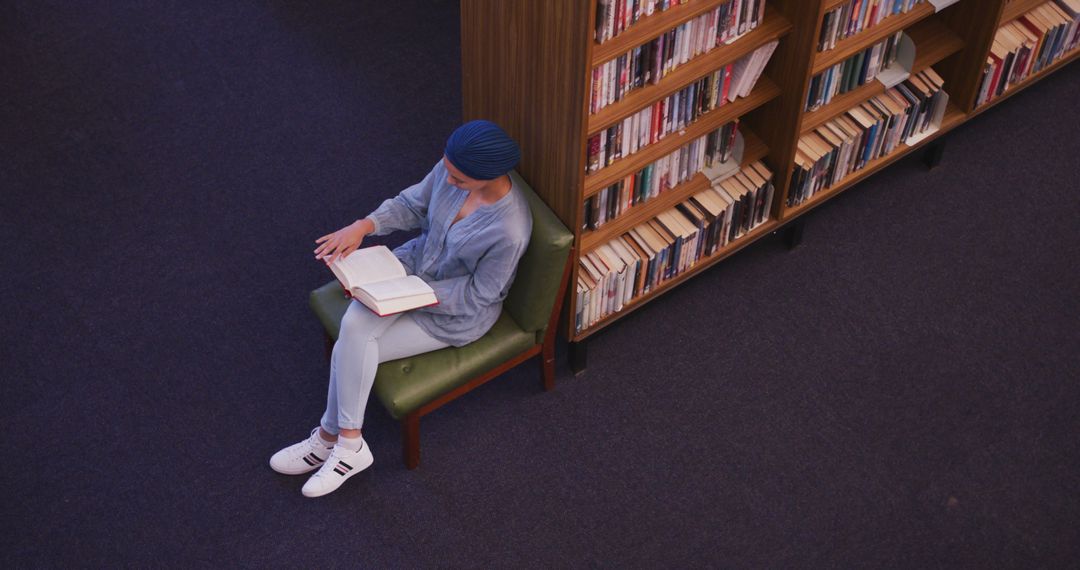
[270,120,532,497]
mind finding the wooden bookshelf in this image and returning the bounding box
[460,0,1078,367]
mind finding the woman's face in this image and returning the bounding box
[442,156,488,193]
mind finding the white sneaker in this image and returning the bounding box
[269,428,333,475]
[301,438,374,498]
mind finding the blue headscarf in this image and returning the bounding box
[444,120,521,181]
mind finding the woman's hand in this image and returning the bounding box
[314,218,375,262]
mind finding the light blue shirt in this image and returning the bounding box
[366,161,532,346]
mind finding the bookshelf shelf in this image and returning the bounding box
[588,6,793,135]
[578,128,765,252]
[461,0,1078,359]
[592,0,731,65]
[581,174,711,251]
[585,77,780,194]
[972,47,1080,116]
[801,15,964,134]
[812,3,936,74]
[574,218,780,339]
[783,101,966,219]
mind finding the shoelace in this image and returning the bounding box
[292,431,331,462]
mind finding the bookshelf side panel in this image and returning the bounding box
[461,0,591,231]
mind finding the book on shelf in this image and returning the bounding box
[701,129,746,183]
[975,1,1079,107]
[325,245,438,317]
[594,0,690,45]
[575,160,774,334]
[590,86,721,172]
[790,68,948,206]
[818,1,927,52]
[585,35,776,174]
[728,39,779,101]
[590,0,769,115]
[806,31,904,111]
[584,120,740,231]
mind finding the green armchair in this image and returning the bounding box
[309,171,574,469]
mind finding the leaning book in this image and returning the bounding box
[326,245,438,317]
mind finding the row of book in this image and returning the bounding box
[818,0,926,52]
[584,122,739,230]
[595,0,688,44]
[790,68,947,206]
[975,0,1080,107]
[586,40,774,174]
[806,32,903,111]
[575,160,775,333]
[590,0,767,114]
[586,63,741,175]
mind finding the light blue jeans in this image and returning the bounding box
[320,301,449,433]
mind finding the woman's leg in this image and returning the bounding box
[320,303,450,436]
[320,302,402,436]
[376,312,451,363]
[301,309,451,496]
[273,305,447,482]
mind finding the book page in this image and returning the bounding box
[358,275,434,302]
[330,245,405,288]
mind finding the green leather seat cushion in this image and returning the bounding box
[310,281,536,419]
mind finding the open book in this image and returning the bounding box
[326,245,438,317]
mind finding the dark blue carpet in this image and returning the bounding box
[2,1,1079,566]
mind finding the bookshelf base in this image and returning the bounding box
[569,341,588,376]
[782,217,806,250]
[924,138,946,169]
[573,218,781,341]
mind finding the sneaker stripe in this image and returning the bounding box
[332,461,353,476]
[303,456,316,466]
[307,453,324,464]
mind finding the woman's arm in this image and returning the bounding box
[313,218,375,261]
[365,162,442,236]
[418,238,526,316]
[314,162,442,261]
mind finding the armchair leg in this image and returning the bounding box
[541,341,556,392]
[323,333,334,362]
[403,413,420,470]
